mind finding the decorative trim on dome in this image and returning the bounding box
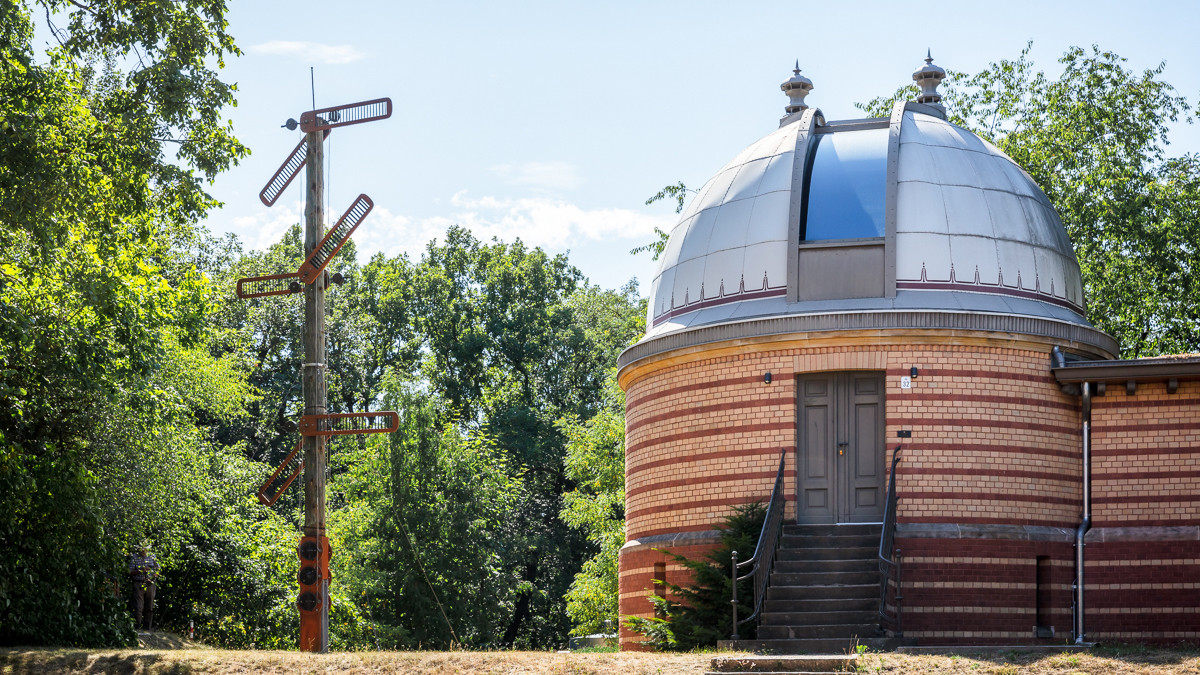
[652,274,786,328]
[896,263,1083,313]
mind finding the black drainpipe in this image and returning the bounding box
[1074,380,1092,644]
[1054,347,1092,644]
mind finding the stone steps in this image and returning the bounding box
[737,523,915,654]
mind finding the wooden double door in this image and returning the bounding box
[796,371,886,524]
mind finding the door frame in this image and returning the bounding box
[795,370,887,524]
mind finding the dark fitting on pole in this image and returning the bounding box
[282,118,299,131]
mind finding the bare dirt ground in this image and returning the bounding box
[2,643,1198,675]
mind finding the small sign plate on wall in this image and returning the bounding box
[900,376,912,389]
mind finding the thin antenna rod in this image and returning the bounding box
[310,67,316,109]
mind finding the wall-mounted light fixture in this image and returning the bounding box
[910,367,919,379]
[764,371,773,385]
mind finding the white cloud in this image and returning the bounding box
[248,41,365,65]
[349,194,674,262]
[233,199,305,251]
[232,193,673,267]
[490,161,582,191]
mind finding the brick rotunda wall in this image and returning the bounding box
[1085,380,1200,643]
[617,334,1092,649]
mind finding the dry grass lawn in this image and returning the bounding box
[1,644,1198,675]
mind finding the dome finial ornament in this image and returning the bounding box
[781,61,813,116]
[913,50,947,117]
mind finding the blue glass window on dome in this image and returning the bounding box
[801,128,888,240]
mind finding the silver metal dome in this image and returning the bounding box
[642,101,1090,344]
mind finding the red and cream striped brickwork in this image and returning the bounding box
[1092,380,1200,528]
[1084,380,1200,642]
[618,539,719,650]
[892,538,1075,644]
[618,333,1094,649]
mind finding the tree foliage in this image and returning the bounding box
[858,44,1199,357]
[0,0,247,645]
[330,380,520,648]
[558,369,627,637]
[631,182,689,260]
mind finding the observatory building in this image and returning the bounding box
[617,57,1200,649]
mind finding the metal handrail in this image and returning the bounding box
[878,445,904,637]
[730,448,787,640]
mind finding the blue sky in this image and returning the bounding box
[40,1,1200,292]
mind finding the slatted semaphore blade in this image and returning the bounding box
[259,129,330,207]
[257,440,303,506]
[299,98,393,133]
[298,194,374,284]
[299,411,400,437]
[237,272,302,299]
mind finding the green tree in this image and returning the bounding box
[329,378,520,648]
[0,0,249,645]
[857,44,1199,357]
[405,227,644,647]
[631,182,689,260]
[558,369,627,638]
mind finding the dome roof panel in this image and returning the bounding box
[743,241,787,291]
[725,157,770,203]
[895,181,949,234]
[678,175,714,222]
[671,256,705,307]
[757,151,794,195]
[1066,257,1084,306]
[677,208,718,263]
[941,186,996,238]
[995,155,1042,200]
[924,144,982,189]
[902,114,960,148]
[655,214,694,274]
[1019,198,1067,251]
[984,190,1035,243]
[896,141,938,184]
[694,167,739,212]
[746,191,790,245]
[942,123,991,155]
[896,231,952,281]
[948,234,1000,284]
[728,130,779,167]
[996,237,1037,288]
[962,149,1014,192]
[1047,207,1075,254]
[702,247,747,299]
[1033,245,1063,295]
[648,265,674,320]
[709,198,754,252]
